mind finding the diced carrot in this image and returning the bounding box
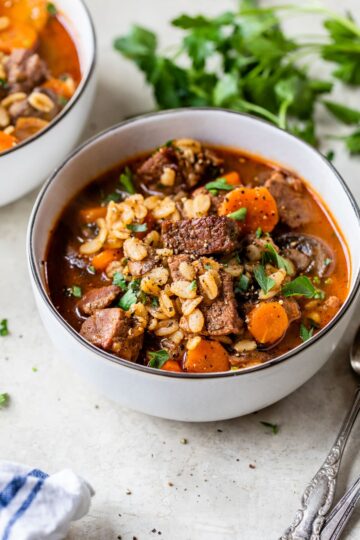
[0,20,38,53]
[184,339,230,373]
[0,0,49,32]
[13,116,48,141]
[223,171,241,186]
[0,131,17,152]
[248,302,289,344]
[161,360,183,373]
[80,207,107,223]
[42,77,74,99]
[218,186,279,233]
[91,249,120,271]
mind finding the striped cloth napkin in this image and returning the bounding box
[0,461,94,540]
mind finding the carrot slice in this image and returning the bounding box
[248,302,289,344]
[92,249,120,271]
[0,0,49,32]
[0,131,17,152]
[161,360,183,373]
[223,171,241,186]
[80,207,107,223]
[184,339,230,373]
[218,186,279,233]
[42,77,74,99]
[0,20,38,53]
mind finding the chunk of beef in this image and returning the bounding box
[162,216,240,256]
[265,172,312,228]
[277,233,335,277]
[127,255,158,277]
[8,88,62,123]
[202,272,243,335]
[318,296,342,327]
[5,49,48,93]
[282,298,301,323]
[229,350,270,368]
[77,285,120,315]
[80,308,143,361]
[137,141,223,192]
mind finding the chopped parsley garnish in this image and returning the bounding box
[119,166,136,194]
[325,150,335,161]
[148,349,170,369]
[151,296,160,308]
[189,280,197,291]
[282,276,325,299]
[32,367,38,373]
[103,192,122,204]
[255,227,263,239]
[254,265,275,295]
[118,279,141,310]
[113,271,127,290]
[0,319,9,337]
[126,223,148,232]
[0,78,8,89]
[204,263,213,271]
[0,393,9,408]
[260,421,279,435]
[235,274,249,293]
[58,96,69,106]
[47,2,57,16]
[300,324,314,342]
[88,265,96,275]
[324,258,332,267]
[68,285,82,298]
[263,243,293,275]
[205,178,234,192]
[228,207,247,221]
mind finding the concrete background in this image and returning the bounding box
[1,1,360,538]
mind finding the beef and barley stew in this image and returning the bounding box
[46,139,350,373]
[0,0,80,152]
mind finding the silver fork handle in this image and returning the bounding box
[280,387,360,540]
[320,476,360,540]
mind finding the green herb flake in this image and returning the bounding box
[88,265,96,275]
[32,367,38,373]
[0,319,9,337]
[0,78,8,89]
[47,2,57,16]
[254,265,275,295]
[126,223,148,233]
[148,349,170,369]
[119,167,136,194]
[323,100,360,125]
[189,280,197,291]
[113,271,127,290]
[282,276,324,299]
[260,421,279,435]
[300,324,314,342]
[263,243,293,275]
[118,288,138,311]
[325,149,335,161]
[208,189,218,196]
[151,296,160,308]
[324,258,332,267]
[58,96,69,107]
[235,274,250,293]
[255,227,263,239]
[69,285,82,298]
[0,393,9,409]
[205,178,234,192]
[228,207,247,221]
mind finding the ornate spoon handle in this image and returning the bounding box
[280,387,360,540]
[320,475,360,540]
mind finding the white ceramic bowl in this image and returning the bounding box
[0,0,96,207]
[27,109,360,422]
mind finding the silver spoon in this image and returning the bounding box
[280,327,360,540]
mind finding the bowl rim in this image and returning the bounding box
[0,0,97,158]
[27,107,360,380]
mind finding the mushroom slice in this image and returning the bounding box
[276,233,335,278]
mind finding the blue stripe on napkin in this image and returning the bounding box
[1,479,45,540]
[0,469,48,509]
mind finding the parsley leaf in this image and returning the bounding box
[189,280,197,291]
[126,223,147,232]
[263,243,293,275]
[282,276,324,299]
[148,349,170,369]
[300,323,314,342]
[235,274,249,293]
[0,393,9,408]
[103,192,122,204]
[255,227,263,239]
[113,271,127,290]
[323,100,360,125]
[47,2,57,16]
[119,167,136,194]
[68,286,82,298]
[325,149,335,161]
[0,319,9,337]
[228,207,247,221]
[119,279,141,310]
[254,265,275,295]
[344,130,360,154]
[205,178,234,192]
[260,421,279,435]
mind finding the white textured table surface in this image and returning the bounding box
[1,1,360,539]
